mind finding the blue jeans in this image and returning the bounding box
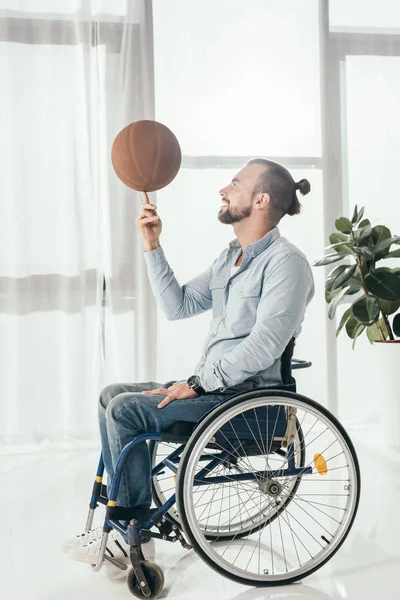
[98,381,230,508]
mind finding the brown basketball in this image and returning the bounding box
[111,120,182,192]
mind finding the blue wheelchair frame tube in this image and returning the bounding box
[107,433,163,503]
[102,431,311,535]
[89,454,105,510]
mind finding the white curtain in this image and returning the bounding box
[2,0,400,450]
[0,0,156,450]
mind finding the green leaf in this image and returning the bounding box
[331,264,358,291]
[326,233,353,255]
[353,246,374,260]
[324,242,353,255]
[358,218,371,229]
[329,232,348,245]
[393,314,400,337]
[325,287,341,304]
[335,217,353,234]
[313,253,349,267]
[346,278,363,295]
[346,315,367,345]
[345,270,363,295]
[358,225,373,242]
[387,249,400,258]
[367,318,388,343]
[365,269,400,301]
[371,225,391,245]
[325,265,347,293]
[378,298,400,316]
[351,205,358,224]
[328,286,350,320]
[352,295,380,325]
[336,306,353,337]
[355,206,365,225]
[352,324,366,349]
[345,315,360,338]
[373,235,400,260]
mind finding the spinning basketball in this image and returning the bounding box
[111,120,181,192]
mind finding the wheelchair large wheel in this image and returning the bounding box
[150,419,305,540]
[176,390,360,586]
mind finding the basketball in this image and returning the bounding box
[111,120,182,192]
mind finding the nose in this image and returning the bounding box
[219,187,228,198]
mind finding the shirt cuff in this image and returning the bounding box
[199,365,225,393]
[143,246,167,269]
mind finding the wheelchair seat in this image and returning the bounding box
[163,420,196,442]
[162,382,296,444]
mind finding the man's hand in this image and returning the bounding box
[142,381,198,408]
[136,191,162,252]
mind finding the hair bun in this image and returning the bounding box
[296,179,311,196]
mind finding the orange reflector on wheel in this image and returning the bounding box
[174,475,177,482]
[314,453,328,475]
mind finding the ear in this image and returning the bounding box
[254,192,270,209]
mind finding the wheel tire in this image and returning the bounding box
[177,389,361,586]
[126,561,164,599]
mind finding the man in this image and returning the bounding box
[65,158,314,565]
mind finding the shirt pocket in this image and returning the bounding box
[234,281,263,330]
[209,276,225,318]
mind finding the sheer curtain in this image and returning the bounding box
[0,0,155,450]
[2,0,400,450]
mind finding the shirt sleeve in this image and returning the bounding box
[199,253,315,392]
[144,246,213,320]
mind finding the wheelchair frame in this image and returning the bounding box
[82,351,360,596]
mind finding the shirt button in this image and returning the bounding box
[210,386,215,390]
[210,333,216,337]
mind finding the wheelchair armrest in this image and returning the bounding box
[291,358,312,369]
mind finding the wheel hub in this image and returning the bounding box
[258,478,282,496]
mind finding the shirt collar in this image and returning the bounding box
[228,227,280,257]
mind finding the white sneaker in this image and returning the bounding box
[67,531,156,566]
[67,531,131,565]
[61,526,113,553]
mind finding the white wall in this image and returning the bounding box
[153,0,326,400]
[337,55,400,428]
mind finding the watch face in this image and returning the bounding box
[187,375,199,388]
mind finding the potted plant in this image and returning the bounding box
[313,205,400,444]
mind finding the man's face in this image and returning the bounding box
[218,163,267,225]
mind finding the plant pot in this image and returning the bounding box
[374,340,400,446]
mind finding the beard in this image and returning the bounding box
[218,202,253,224]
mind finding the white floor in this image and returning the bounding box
[1,431,399,600]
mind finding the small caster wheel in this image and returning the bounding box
[127,561,164,599]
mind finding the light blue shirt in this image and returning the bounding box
[144,227,315,394]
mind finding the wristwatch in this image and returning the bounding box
[187,375,206,395]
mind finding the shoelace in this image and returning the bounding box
[76,526,102,540]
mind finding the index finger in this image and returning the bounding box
[158,395,174,408]
[142,191,150,204]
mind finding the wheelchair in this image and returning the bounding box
[84,338,360,598]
